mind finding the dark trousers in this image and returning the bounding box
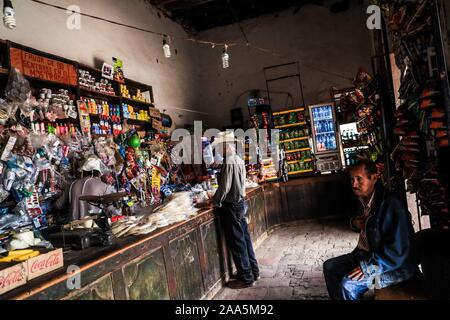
[221,201,259,284]
[323,249,370,300]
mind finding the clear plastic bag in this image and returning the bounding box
[5,68,31,103]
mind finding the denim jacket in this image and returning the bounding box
[356,184,418,288]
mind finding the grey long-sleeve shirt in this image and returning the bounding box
[212,153,246,207]
[55,176,116,221]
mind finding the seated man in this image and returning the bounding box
[323,160,417,300]
[55,155,116,223]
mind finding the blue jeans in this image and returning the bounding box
[323,249,371,300]
[221,201,259,284]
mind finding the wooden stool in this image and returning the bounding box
[374,279,428,300]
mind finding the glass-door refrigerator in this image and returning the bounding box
[308,102,342,173]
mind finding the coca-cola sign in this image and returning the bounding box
[30,253,61,273]
[0,263,27,295]
[27,249,64,281]
[0,270,24,288]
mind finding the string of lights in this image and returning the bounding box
[22,0,352,80]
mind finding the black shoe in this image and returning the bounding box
[226,280,254,289]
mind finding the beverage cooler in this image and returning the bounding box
[308,103,342,173]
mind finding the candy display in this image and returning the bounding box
[0,68,196,259]
[78,69,116,96]
[120,84,151,104]
[334,69,384,165]
[382,0,449,228]
[81,97,123,136]
[122,103,150,121]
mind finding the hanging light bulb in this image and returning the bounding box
[222,45,229,69]
[163,36,171,58]
[3,0,15,29]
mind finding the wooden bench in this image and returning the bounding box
[374,279,429,300]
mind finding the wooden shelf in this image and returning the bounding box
[280,136,308,143]
[33,117,79,124]
[287,159,313,165]
[288,169,314,175]
[122,96,154,107]
[285,147,311,154]
[91,134,113,139]
[125,118,151,126]
[273,107,305,116]
[275,122,307,129]
[80,87,120,100]
[24,75,78,89]
[2,41,157,134]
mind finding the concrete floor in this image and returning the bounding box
[213,218,357,300]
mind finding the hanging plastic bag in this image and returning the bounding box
[5,68,31,103]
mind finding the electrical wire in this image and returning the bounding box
[227,0,251,46]
[29,0,239,47]
[28,0,354,81]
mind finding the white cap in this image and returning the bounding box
[211,131,237,148]
[80,155,102,173]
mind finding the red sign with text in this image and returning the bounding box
[10,48,78,86]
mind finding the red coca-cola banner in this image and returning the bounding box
[10,47,78,86]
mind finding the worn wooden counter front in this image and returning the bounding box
[0,187,264,300]
[1,173,355,300]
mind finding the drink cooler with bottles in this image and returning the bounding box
[308,103,342,172]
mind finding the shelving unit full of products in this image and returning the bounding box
[0,40,161,138]
[272,107,314,177]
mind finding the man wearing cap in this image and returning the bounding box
[55,155,116,222]
[211,131,260,289]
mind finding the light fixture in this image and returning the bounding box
[3,0,15,29]
[222,45,229,69]
[163,36,171,58]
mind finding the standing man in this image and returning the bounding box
[212,132,260,289]
[323,160,418,300]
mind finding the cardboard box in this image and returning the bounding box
[0,262,27,295]
[27,248,64,281]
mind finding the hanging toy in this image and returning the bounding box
[128,135,141,149]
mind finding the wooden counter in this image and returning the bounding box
[0,175,356,300]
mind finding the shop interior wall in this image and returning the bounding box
[196,1,374,129]
[0,0,207,129]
